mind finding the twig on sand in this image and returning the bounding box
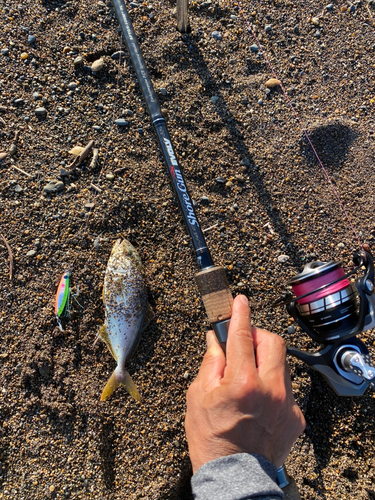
[10,164,32,177]
[0,233,14,280]
[90,183,102,193]
[89,148,99,169]
[68,140,94,171]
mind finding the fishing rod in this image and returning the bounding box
[111,0,233,347]
[110,1,300,497]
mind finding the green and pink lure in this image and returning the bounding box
[55,271,71,331]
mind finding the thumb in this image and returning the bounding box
[196,331,226,391]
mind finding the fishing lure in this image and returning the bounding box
[55,271,71,331]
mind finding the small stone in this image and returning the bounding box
[33,92,41,100]
[215,176,224,183]
[114,119,129,127]
[106,173,115,181]
[201,196,210,204]
[265,25,272,32]
[74,55,84,67]
[14,185,22,193]
[211,96,219,104]
[294,25,300,34]
[43,180,64,194]
[20,52,28,60]
[93,125,102,131]
[337,242,345,249]
[1,48,9,56]
[311,17,320,26]
[68,82,77,90]
[59,167,70,177]
[34,239,41,249]
[0,152,8,161]
[91,58,105,73]
[278,254,289,263]
[28,34,36,44]
[26,250,37,257]
[258,99,263,105]
[93,237,100,250]
[266,78,281,88]
[49,485,55,493]
[326,3,333,10]
[63,46,72,54]
[35,107,47,117]
[250,44,259,52]
[183,371,189,379]
[226,180,233,188]
[9,144,17,156]
[111,51,126,60]
[212,31,222,40]
[159,88,167,96]
[287,325,296,334]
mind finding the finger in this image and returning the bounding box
[226,295,257,380]
[195,330,226,391]
[251,327,286,380]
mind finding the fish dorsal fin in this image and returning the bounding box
[142,303,155,332]
[98,324,118,362]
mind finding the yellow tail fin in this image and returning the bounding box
[100,367,141,402]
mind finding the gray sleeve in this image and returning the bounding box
[191,453,284,500]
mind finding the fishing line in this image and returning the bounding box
[233,0,362,249]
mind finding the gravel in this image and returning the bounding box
[1,0,375,499]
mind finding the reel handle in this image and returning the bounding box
[195,266,233,348]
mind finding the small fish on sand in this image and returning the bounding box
[98,239,152,402]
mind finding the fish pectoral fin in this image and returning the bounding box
[98,325,118,362]
[142,303,155,332]
[100,367,141,402]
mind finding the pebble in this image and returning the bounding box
[287,325,296,334]
[0,152,8,161]
[201,196,210,204]
[265,25,272,33]
[106,173,115,181]
[74,55,84,67]
[59,167,70,177]
[91,58,105,73]
[337,242,345,249]
[266,78,281,88]
[43,180,64,194]
[68,82,77,90]
[93,125,102,131]
[215,176,224,183]
[159,88,167,96]
[326,3,333,10]
[278,254,289,263]
[35,107,47,117]
[250,44,259,53]
[311,17,320,26]
[183,371,189,379]
[14,185,22,193]
[212,31,222,40]
[211,96,219,104]
[9,144,17,156]
[21,52,28,60]
[93,237,101,250]
[28,34,36,44]
[111,51,126,60]
[33,92,41,100]
[114,119,129,127]
[26,250,37,257]
[1,48,9,56]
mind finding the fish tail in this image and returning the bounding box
[100,366,141,402]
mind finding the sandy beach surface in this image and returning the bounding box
[1,0,375,498]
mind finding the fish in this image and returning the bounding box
[98,239,151,402]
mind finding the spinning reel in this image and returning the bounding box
[274,248,375,396]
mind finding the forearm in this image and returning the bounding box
[191,453,284,500]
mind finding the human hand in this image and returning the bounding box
[185,294,306,473]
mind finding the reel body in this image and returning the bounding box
[276,250,375,396]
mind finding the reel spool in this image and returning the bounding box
[274,249,375,396]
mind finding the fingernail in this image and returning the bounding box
[239,295,248,306]
[206,330,214,347]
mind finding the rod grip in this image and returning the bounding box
[195,266,233,326]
